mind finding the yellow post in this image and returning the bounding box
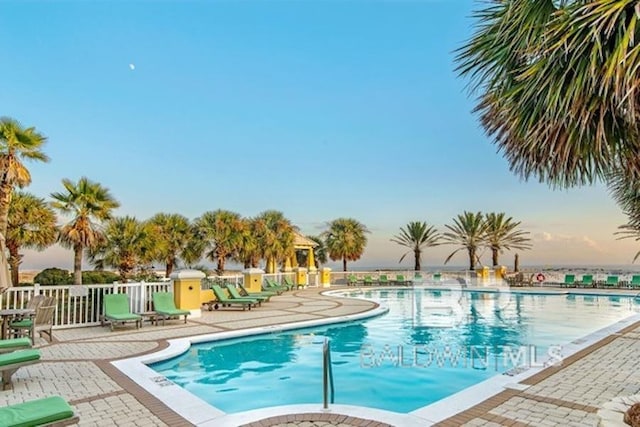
[283,257,293,272]
[320,267,331,288]
[294,267,308,288]
[243,268,264,293]
[495,265,507,280]
[170,269,205,318]
[266,258,275,274]
[307,248,317,272]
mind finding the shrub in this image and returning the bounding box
[82,270,120,284]
[34,268,72,285]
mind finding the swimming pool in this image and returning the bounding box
[150,289,640,414]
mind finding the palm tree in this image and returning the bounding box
[51,177,120,285]
[194,209,244,275]
[484,213,532,267]
[616,222,640,263]
[146,213,191,277]
[0,117,49,238]
[254,210,296,273]
[391,221,442,271]
[89,216,147,282]
[234,217,261,269]
[443,211,487,270]
[6,191,57,285]
[456,1,640,187]
[323,218,369,272]
[308,235,328,269]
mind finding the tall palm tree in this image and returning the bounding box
[234,217,261,269]
[323,218,369,272]
[146,213,191,277]
[254,210,296,273]
[456,1,640,187]
[0,117,48,238]
[484,212,532,267]
[6,191,57,285]
[89,216,147,282]
[194,209,244,275]
[443,211,487,270]
[391,221,442,271]
[0,118,48,288]
[51,177,120,285]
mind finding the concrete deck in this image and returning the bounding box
[1,286,639,426]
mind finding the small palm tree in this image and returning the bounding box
[89,216,148,281]
[195,209,244,275]
[255,210,296,273]
[308,235,328,269]
[7,191,57,285]
[443,211,487,270]
[484,212,532,267]
[391,221,442,271]
[146,213,191,277]
[51,177,120,285]
[323,218,369,272]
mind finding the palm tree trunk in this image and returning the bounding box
[217,255,225,275]
[414,249,421,271]
[343,257,347,272]
[492,249,499,266]
[73,243,83,285]
[468,247,476,270]
[0,180,12,237]
[165,259,174,278]
[7,242,19,286]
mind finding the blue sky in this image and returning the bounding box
[1,0,637,271]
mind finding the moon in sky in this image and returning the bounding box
[129,63,135,70]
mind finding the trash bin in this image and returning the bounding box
[495,266,507,280]
[294,267,308,288]
[320,267,332,288]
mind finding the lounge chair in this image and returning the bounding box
[561,274,575,288]
[0,348,41,390]
[225,285,265,305]
[412,273,424,284]
[239,283,276,299]
[347,274,359,286]
[0,395,78,426]
[152,292,190,325]
[263,278,287,294]
[0,337,32,354]
[395,275,409,286]
[210,285,256,310]
[362,275,375,286]
[283,276,303,290]
[578,274,594,288]
[630,275,640,289]
[102,294,142,331]
[433,272,442,282]
[603,275,619,288]
[10,296,57,344]
[378,275,389,286]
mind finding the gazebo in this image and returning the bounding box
[283,232,318,272]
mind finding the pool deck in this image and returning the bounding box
[1,285,639,426]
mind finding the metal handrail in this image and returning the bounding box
[323,338,335,408]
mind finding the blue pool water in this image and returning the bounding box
[150,289,639,413]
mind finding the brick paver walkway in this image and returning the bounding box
[1,285,639,426]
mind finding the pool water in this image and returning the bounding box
[150,290,639,413]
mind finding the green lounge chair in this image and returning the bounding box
[578,274,594,288]
[412,273,424,284]
[264,278,287,294]
[378,275,389,286]
[347,274,359,286]
[630,275,640,288]
[239,283,276,299]
[363,275,375,286]
[152,292,190,325]
[210,285,256,310]
[0,395,78,426]
[0,348,41,390]
[102,294,142,331]
[283,276,303,290]
[433,272,442,282]
[562,274,575,288]
[395,275,409,286]
[603,275,619,288]
[225,285,265,305]
[0,337,32,354]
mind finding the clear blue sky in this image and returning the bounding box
[1,0,636,271]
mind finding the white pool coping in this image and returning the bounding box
[113,290,640,427]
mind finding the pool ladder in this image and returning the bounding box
[323,338,335,408]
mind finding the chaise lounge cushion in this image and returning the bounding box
[0,396,75,427]
[0,349,41,365]
[0,338,32,352]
